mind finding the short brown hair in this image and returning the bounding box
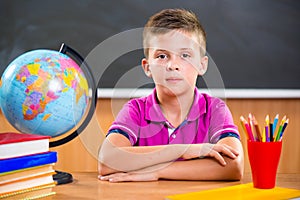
[143,8,206,57]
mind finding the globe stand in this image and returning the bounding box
[50,43,97,185]
[53,170,73,185]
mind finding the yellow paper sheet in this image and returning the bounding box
[166,183,300,200]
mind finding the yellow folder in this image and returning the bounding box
[166,183,300,200]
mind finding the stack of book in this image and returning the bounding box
[0,132,57,199]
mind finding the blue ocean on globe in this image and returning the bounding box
[0,49,89,137]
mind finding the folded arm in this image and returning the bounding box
[98,134,243,181]
[156,137,244,181]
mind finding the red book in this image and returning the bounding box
[0,132,50,159]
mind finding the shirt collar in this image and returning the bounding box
[145,88,165,122]
[145,88,207,122]
[187,88,207,121]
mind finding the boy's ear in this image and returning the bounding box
[141,58,152,78]
[198,56,208,76]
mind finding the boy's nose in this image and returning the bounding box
[166,62,180,71]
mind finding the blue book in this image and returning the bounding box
[0,151,57,173]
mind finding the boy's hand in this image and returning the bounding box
[182,143,239,166]
[99,171,158,183]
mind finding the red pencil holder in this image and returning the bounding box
[247,140,282,189]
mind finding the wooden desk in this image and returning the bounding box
[52,173,300,200]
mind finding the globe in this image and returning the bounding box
[0,49,89,138]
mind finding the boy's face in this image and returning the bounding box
[142,30,208,96]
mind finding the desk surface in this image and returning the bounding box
[52,173,300,200]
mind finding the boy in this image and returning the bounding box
[98,8,244,182]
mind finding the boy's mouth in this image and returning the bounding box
[166,77,182,83]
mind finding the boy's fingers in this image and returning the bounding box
[99,175,109,181]
[209,150,226,166]
[213,145,238,159]
[221,147,237,159]
[99,173,127,181]
[222,144,239,156]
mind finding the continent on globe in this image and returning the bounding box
[16,58,88,121]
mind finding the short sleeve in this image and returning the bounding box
[208,98,240,143]
[107,100,141,145]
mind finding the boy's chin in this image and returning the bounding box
[158,85,194,97]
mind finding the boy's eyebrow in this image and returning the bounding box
[151,49,170,54]
[152,48,193,52]
[153,48,167,51]
[179,48,193,51]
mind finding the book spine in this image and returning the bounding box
[0,152,57,173]
[0,183,56,198]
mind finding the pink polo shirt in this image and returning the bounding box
[107,88,239,146]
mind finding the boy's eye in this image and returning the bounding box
[157,54,168,59]
[181,53,191,58]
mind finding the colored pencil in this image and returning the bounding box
[279,119,289,141]
[273,114,279,136]
[262,126,266,142]
[275,115,286,141]
[252,115,262,142]
[248,113,256,140]
[240,120,248,140]
[265,115,270,142]
[270,123,273,142]
[240,116,254,141]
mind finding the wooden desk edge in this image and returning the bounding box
[52,172,300,200]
